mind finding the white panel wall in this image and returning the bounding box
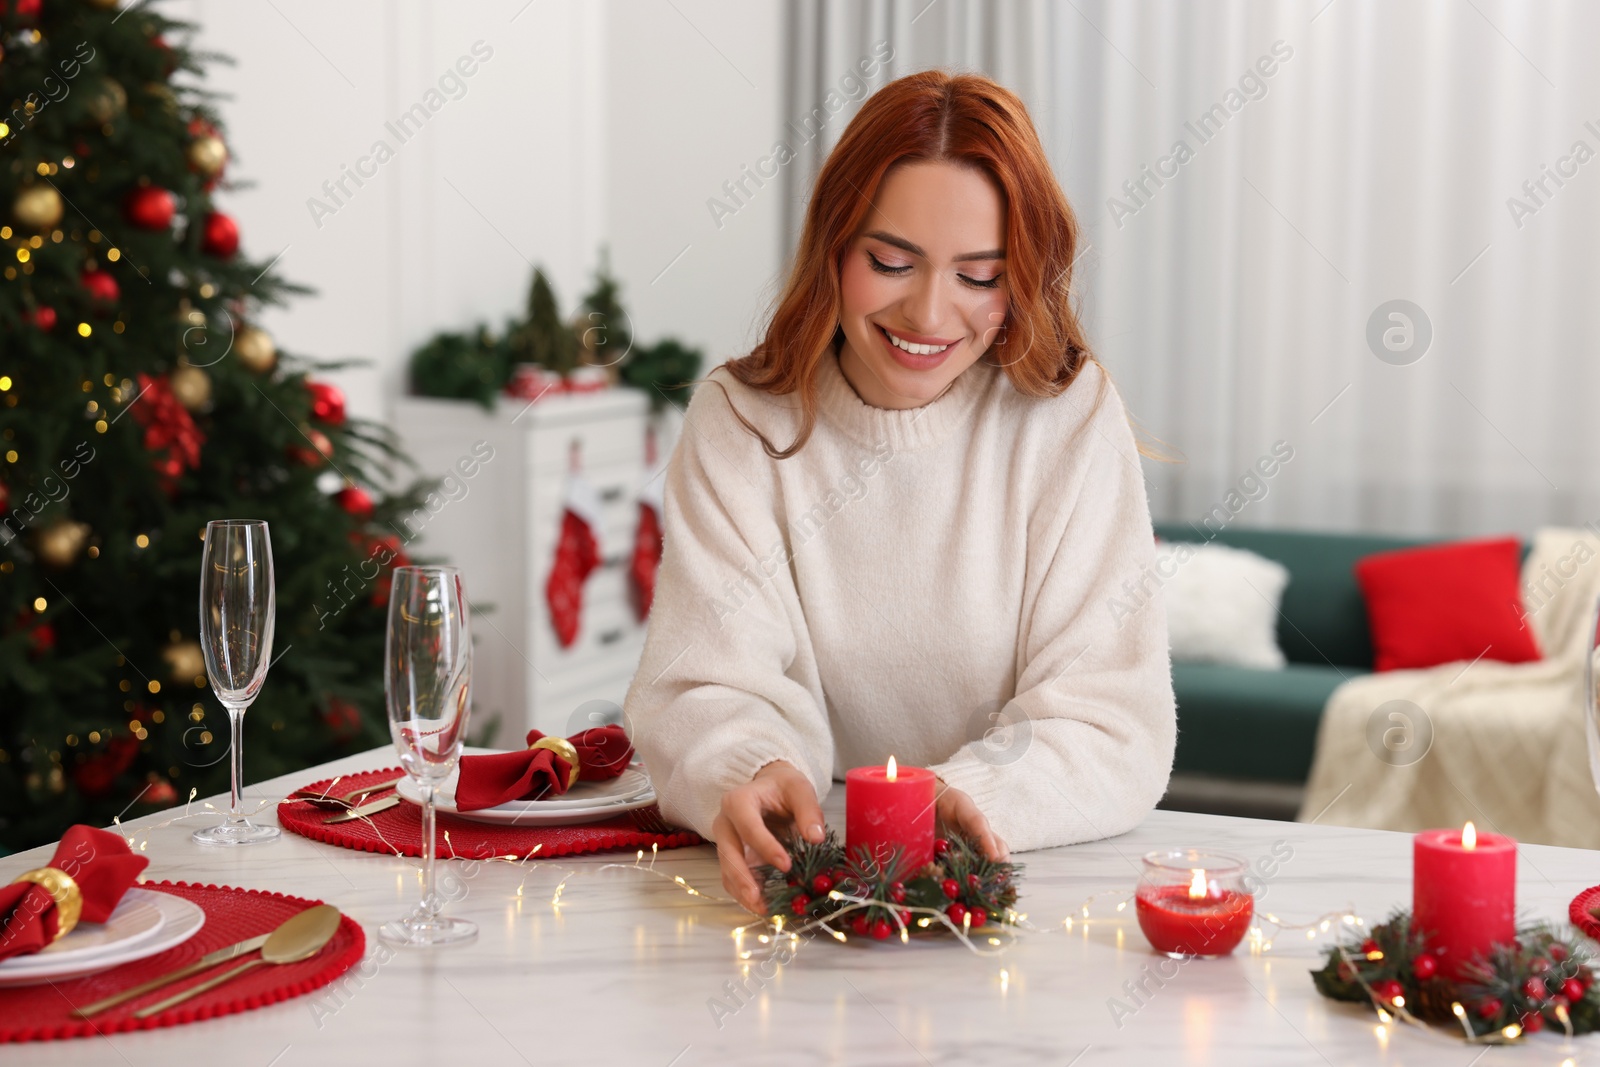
[173,0,784,425]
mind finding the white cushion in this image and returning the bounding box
[1155,541,1289,669]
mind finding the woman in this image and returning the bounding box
[624,71,1175,913]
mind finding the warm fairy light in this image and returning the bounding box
[1462,821,1477,850]
[1188,868,1207,900]
[1390,994,1405,1008]
[1451,1002,1466,1018]
[886,755,897,781]
[1502,1023,1521,1039]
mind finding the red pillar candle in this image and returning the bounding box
[1413,822,1516,979]
[845,757,936,875]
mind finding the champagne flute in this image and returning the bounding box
[193,519,280,846]
[381,565,477,946]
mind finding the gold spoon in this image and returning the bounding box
[133,904,342,1019]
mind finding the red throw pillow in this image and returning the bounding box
[1354,537,1541,672]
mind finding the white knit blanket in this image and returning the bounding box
[1298,527,1600,847]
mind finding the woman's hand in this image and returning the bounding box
[711,760,825,914]
[935,780,1008,862]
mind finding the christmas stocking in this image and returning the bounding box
[629,430,666,622]
[545,468,602,649]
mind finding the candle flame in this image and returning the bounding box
[1188,868,1207,900]
[886,755,897,782]
[1462,821,1477,850]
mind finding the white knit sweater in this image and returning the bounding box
[623,348,1176,853]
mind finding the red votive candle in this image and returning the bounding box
[1135,850,1254,958]
[1413,821,1516,979]
[845,757,936,875]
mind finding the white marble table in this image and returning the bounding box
[4,748,1597,1066]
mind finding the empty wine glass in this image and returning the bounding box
[381,565,477,946]
[193,519,280,846]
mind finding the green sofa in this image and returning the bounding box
[1152,524,1430,784]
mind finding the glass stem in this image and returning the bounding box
[420,781,439,921]
[227,704,245,823]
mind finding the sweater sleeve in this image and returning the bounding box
[623,377,835,842]
[929,374,1177,853]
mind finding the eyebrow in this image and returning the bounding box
[862,230,1005,262]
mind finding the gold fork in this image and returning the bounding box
[286,778,402,807]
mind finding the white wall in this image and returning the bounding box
[174,0,784,425]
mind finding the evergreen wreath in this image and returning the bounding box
[1312,908,1600,1040]
[755,830,1022,943]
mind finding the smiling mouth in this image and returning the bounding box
[876,324,956,356]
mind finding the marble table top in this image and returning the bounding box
[4,747,1597,1066]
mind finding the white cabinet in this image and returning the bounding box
[391,390,681,746]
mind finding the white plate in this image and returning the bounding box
[20,889,167,966]
[395,764,657,827]
[0,889,206,987]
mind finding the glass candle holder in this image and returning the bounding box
[1135,849,1254,958]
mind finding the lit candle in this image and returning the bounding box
[1135,850,1254,958]
[1413,821,1516,979]
[845,756,936,875]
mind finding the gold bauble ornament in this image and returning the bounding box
[144,83,177,115]
[35,520,91,568]
[187,135,227,179]
[161,639,205,685]
[170,364,212,411]
[234,325,277,374]
[85,78,127,124]
[13,185,64,230]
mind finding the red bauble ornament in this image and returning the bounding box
[289,428,334,467]
[306,380,346,425]
[1412,954,1438,980]
[82,268,120,304]
[790,894,810,916]
[969,907,988,928]
[1565,978,1586,1002]
[13,0,41,18]
[335,485,374,520]
[811,873,834,896]
[31,306,56,331]
[124,186,176,230]
[71,737,139,798]
[320,696,363,740]
[199,211,239,257]
[945,902,968,926]
[144,776,178,806]
[941,878,960,899]
[870,919,891,941]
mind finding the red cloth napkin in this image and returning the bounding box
[0,825,149,961]
[455,726,633,812]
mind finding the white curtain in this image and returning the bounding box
[782,0,1600,538]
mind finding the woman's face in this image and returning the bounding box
[836,160,1009,410]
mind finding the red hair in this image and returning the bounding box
[715,69,1100,459]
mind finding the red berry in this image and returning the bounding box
[1373,979,1403,1004]
[889,885,907,904]
[851,915,869,936]
[1336,962,1356,982]
[870,919,891,940]
[1531,956,1550,973]
[811,873,834,895]
[1411,954,1438,980]
[899,909,912,927]
[1524,976,1547,1000]
[1359,939,1379,956]
[1521,1011,1544,1033]
[934,837,950,855]
[31,306,56,331]
[941,878,960,899]
[1565,978,1586,1002]
[1550,944,1569,962]
[790,894,810,916]
[946,903,968,926]
[967,873,981,889]
[1476,997,1503,1019]
[969,907,988,928]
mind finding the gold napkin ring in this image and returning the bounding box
[529,736,580,790]
[12,866,84,941]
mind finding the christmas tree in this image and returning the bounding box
[506,268,578,377]
[0,1,427,851]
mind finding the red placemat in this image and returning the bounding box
[1570,885,1600,940]
[278,767,703,859]
[0,880,364,1043]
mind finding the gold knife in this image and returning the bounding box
[323,794,402,824]
[70,934,271,1018]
